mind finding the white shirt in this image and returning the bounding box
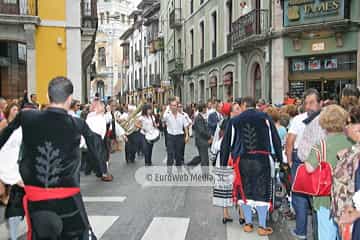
[68,110,79,118]
[139,115,156,135]
[288,112,308,149]
[80,112,107,149]
[86,112,107,139]
[181,111,192,126]
[0,128,22,184]
[163,110,190,135]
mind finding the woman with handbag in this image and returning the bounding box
[136,104,159,166]
[303,105,352,240]
[331,106,360,240]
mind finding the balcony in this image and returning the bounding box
[150,74,161,87]
[227,34,232,52]
[212,41,216,59]
[135,50,142,62]
[0,0,37,15]
[200,48,204,64]
[168,58,183,77]
[81,0,98,29]
[231,9,269,49]
[169,8,182,29]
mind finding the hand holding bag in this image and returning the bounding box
[292,139,332,196]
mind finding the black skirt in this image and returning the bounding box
[239,154,272,203]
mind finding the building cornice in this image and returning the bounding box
[0,14,40,25]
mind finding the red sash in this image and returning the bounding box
[23,186,80,240]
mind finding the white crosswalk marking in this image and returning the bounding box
[88,216,119,239]
[141,217,190,240]
[226,222,269,240]
[0,215,119,240]
[83,196,127,202]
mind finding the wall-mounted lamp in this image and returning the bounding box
[57,37,63,46]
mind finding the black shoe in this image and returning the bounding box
[239,218,245,225]
[222,218,233,224]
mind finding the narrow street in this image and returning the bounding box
[0,137,297,240]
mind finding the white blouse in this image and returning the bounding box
[139,115,156,135]
[0,128,23,184]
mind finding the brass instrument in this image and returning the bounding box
[119,101,144,135]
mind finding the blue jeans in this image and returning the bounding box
[8,216,22,240]
[291,150,310,236]
[242,204,269,228]
[317,207,338,240]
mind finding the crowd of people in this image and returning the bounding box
[0,76,360,239]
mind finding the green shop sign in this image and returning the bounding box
[284,0,345,27]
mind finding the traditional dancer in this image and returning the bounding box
[0,76,106,239]
[227,96,282,236]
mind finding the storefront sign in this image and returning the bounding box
[292,60,305,71]
[308,59,321,70]
[324,58,338,69]
[284,0,345,27]
[312,42,325,51]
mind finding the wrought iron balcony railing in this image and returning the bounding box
[231,9,269,48]
[0,0,38,15]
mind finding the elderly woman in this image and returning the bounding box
[332,106,360,240]
[305,105,352,240]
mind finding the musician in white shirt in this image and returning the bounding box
[163,97,190,166]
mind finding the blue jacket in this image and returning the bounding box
[208,111,221,136]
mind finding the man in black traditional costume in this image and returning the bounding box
[226,96,282,236]
[0,77,105,240]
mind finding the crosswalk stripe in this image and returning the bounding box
[88,216,119,239]
[141,217,190,240]
[0,215,119,240]
[83,196,127,202]
[226,222,269,240]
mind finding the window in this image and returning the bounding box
[98,47,106,66]
[177,39,182,57]
[190,0,194,14]
[0,42,27,99]
[190,30,194,67]
[96,81,105,100]
[200,21,204,63]
[106,11,110,23]
[254,64,261,100]
[121,14,125,23]
[100,12,104,24]
[211,12,217,58]
[227,0,232,33]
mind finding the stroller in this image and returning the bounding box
[270,162,292,223]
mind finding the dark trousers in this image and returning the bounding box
[167,134,185,166]
[140,134,154,165]
[291,150,311,237]
[197,144,209,166]
[125,132,137,162]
